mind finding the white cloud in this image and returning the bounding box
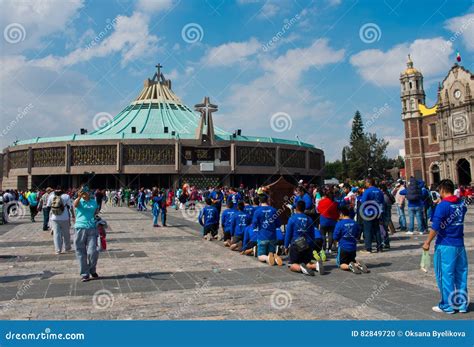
[327,0,342,6]
[0,0,84,53]
[202,38,261,67]
[31,12,159,69]
[136,0,175,13]
[444,12,474,51]
[259,2,279,18]
[350,38,453,86]
[216,39,344,135]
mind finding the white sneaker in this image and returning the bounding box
[432,306,455,314]
[406,231,414,235]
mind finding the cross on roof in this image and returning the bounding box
[155,63,163,78]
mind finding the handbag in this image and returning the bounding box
[293,236,309,252]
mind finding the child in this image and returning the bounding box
[285,201,323,276]
[152,189,167,227]
[333,205,369,274]
[221,201,236,246]
[251,195,283,266]
[230,202,249,251]
[198,198,219,240]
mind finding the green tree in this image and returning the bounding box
[324,160,343,180]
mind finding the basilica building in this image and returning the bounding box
[401,55,473,186]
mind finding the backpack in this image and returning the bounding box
[51,195,65,215]
[406,178,422,201]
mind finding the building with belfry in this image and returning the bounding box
[401,55,473,186]
[1,65,324,190]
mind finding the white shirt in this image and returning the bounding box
[47,193,72,221]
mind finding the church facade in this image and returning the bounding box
[401,56,473,186]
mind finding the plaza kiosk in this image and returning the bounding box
[264,176,296,226]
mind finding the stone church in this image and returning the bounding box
[401,55,473,186]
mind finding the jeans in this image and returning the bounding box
[42,207,51,230]
[51,220,71,252]
[257,239,277,256]
[434,245,468,312]
[153,209,167,226]
[75,228,99,277]
[408,206,424,232]
[363,219,382,251]
[396,204,407,230]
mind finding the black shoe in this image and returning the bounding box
[91,273,99,279]
[349,262,362,274]
[300,263,315,276]
[81,276,90,282]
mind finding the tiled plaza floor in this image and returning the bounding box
[0,204,472,320]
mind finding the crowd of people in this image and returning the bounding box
[0,176,470,313]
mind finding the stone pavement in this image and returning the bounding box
[0,204,472,320]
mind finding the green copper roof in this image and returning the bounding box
[12,66,314,149]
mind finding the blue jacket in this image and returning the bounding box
[251,205,281,241]
[284,213,314,248]
[198,205,219,227]
[431,196,466,247]
[231,211,249,237]
[333,218,360,252]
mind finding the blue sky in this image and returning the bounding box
[0,0,473,160]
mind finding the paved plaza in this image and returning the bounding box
[0,205,472,320]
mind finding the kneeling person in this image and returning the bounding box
[198,198,219,240]
[285,201,322,276]
[230,202,249,251]
[334,205,369,274]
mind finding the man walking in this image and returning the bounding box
[48,187,73,254]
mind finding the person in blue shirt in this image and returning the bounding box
[285,201,323,276]
[228,188,242,207]
[210,186,224,222]
[293,186,313,211]
[151,189,167,227]
[243,197,256,221]
[399,177,428,235]
[27,190,39,222]
[198,198,219,241]
[221,201,236,246]
[360,178,384,253]
[251,194,282,266]
[230,202,250,251]
[423,179,468,314]
[334,205,369,274]
[73,185,100,282]
[241,225,258,256]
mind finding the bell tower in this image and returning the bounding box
[400,54,425,120]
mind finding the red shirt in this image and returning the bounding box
[317,197,339,221]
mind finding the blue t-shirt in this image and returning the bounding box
[221,208,236,232]
[198,205,219,227]
[293,193,313,210]
[228,192,242,206]
[333,218,359,252]
[284,213,313,248]
[231,211,249,237]
[244,204,256,220]
[431,197,466,247]
[210,191,224,206]
[242,225,257,250]
[27,193,38,207]
[251,205,281,241]
[361,186,384,218]
[314,227,323,240]
[74,198,98,229]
